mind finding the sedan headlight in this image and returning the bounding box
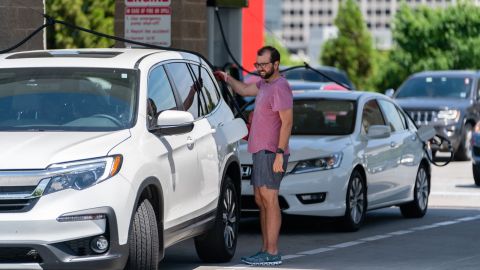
[42,155,122,195]
[291,152,343,174]
[437,109,460,121]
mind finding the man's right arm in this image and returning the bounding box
[214,71,259,97]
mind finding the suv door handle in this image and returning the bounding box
[187,136,195,149]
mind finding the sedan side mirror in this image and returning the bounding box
[150,110,194,135]
[385,88,395,97]
[367,125,391,139]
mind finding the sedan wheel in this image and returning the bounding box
[341,170,367,231]
[400,164,429,218]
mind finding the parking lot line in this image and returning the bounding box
[229,214,480,269]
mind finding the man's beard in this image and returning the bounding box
[260,68,274,79]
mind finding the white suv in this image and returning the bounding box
[0,49,247,270]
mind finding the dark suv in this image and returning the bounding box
[390,70,480,160]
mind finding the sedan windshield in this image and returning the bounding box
[396,76,472,99]
[0,68,137,131]
[292,99,356,135]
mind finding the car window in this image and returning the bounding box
[396,76,472,99]
[165,62,202,119]
[0,68,137,131]
[190,64,220,114]
[292,99,356,135]
[378,100,406,132]
[396,107,409,129]
[147,65,177,124]
[403,109,417,131]
[362,100,386,134]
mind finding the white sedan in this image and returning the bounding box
[240,90,432,231]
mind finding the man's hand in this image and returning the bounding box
[213,70,228,82]
[273,154,284,173]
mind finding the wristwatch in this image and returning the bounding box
[276,148,285,154]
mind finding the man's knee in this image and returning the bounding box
[257,188,279,207]
[254,191,265,208]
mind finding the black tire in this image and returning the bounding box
[472,164,480,186]
[341,170,367,232]
[454,123,473,161]
[195,176,239,262]
[125,199,159,270]
[400,164,430,218]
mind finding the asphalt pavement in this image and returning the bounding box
[160,158,480,270]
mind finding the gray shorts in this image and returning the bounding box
[251,150,290,190]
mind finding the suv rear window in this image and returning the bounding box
[396,76,473,99]
[0,68,137,131]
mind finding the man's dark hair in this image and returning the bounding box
[257,46,280,64]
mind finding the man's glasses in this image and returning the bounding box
[253,62,272,69]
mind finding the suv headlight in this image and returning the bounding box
[43,155,122,195]
[291,152,343,174]
[437,109,460,121]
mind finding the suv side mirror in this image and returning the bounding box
[385,88,395,97]
[367,125,391,139]
[151,110,194,135]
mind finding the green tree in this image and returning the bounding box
[46,0,115,49]
[264,34,303,66]
[321,0,375,90]
[376,1,480,90]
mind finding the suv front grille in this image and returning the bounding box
[407,110,438,125]
[0,247,43,263]
[0,198,37,212]
[0,186,40,212]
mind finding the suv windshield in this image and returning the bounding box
[396,76,472,99]
[292,99,356,135]
[0,68,137,131]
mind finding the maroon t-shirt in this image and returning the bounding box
[247,76,293,154]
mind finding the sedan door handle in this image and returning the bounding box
[390,142,397,148]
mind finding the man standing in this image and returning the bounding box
[214,46,293,266]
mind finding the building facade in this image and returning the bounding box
[0,0,254,70]
[279,0,460,60]
[0,0,45,52]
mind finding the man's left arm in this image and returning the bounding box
[273,108,293,173]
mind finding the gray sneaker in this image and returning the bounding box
[240,251,265,263]
[242,252,282,266]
